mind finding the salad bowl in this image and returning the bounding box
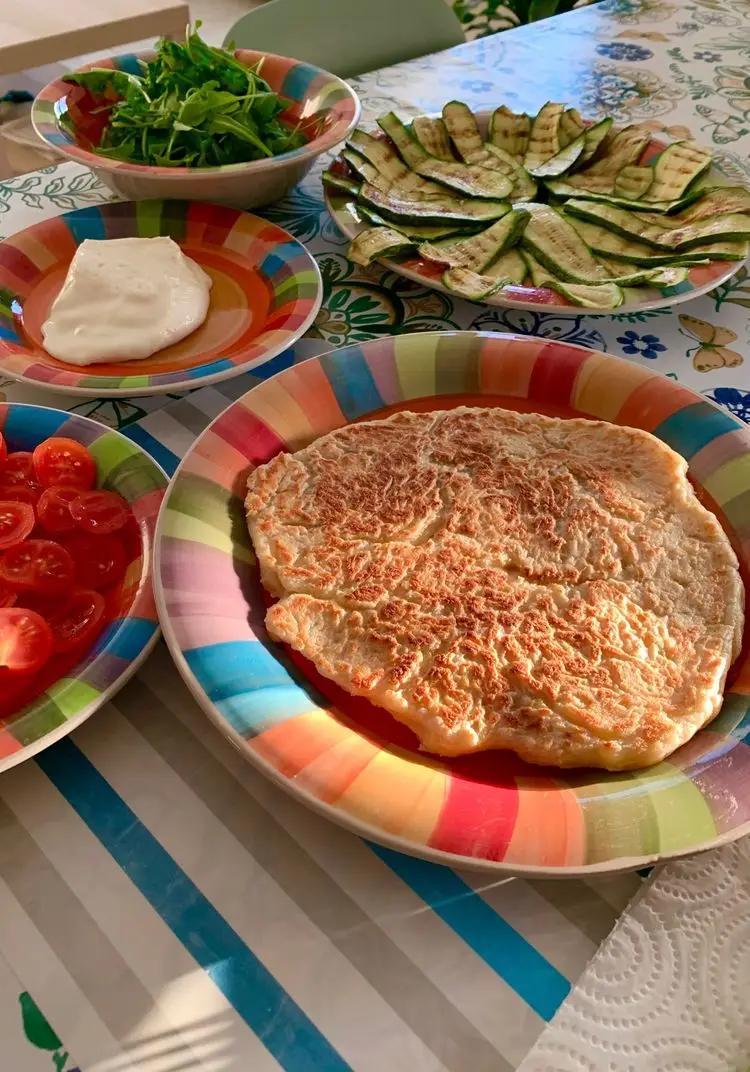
[33,48,360,207]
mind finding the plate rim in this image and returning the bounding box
[324,112,744,316]
[0,402,167,772]
[0,201,324,398]
[153,331,750,876]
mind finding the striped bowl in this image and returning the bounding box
[32,50,360,207]
[154,331,750,875]
[0,403,167,772]
[0,200,322,397]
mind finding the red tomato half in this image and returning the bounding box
[0,608,53,672]
[37,485,80,534]
[3,452,35,484]
[48,589,105,653]
[0,539,75,595]
[0,501,35,550]
[0,483,40,507]
[47,587,105,651]
[70,490,130,535]
[65,533,126,590]
[0,432,7,468]
[32,438,96,490]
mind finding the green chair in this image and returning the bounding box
[223,0,466,79]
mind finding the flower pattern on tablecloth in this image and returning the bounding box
[0,0,747,430]
[596,42,654,60]
[705,387,750,422]
[616,330,668,359]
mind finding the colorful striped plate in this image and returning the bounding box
[155,332,750,875]
[0,201,322,397]
[325,124,741,315]
[0,403,167,772]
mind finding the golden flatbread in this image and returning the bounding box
[246,406,743,770]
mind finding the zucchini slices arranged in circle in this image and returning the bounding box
[323,99,750,309]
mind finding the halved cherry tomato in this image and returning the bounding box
[37,485,80,534]
[32,438,96,490]
[0,432,7,468]
[0,501,35,550]
[0,539,74,595]
[3,452,35,484]
[70,490,130,535]
[65,533,126,590]
[0,483,40,506]
[48,589,105,653]
[0,608,53,672]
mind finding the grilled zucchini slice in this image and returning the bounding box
[643,141,712,203]
[488,105,531,159]
[614,165,653,200]
[442,101,485,160]
[360,185,511,225]
[636,186,750,227]
[412,117,455,161]
[342,149,380,184]
[485,248,527,283]
[521,203,610,282]
[442,102,537,199]
[442,268,507,301]
[558,108,586,149]
[563,216,732,265]
[575,118,614,169]
[418,207,530,269]
[565,198,750,249]
[573,125,651,179]
[378,112,512,199]
[526,133,586,178]
[520,249,623,308]
[545,181,703,213]
[357,204,479,240]
[349,227,414,266]
[524,102,565,172]
[347,129,445,197]
[323,171,361,197]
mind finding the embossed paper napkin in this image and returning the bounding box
[519,840,750,1072]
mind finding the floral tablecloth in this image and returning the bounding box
[0,2,749,1070]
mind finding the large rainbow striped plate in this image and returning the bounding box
[0,201,322,397]
[155,332,750,875]
[0,403,166,772]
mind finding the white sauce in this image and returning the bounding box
[41,236,212,365]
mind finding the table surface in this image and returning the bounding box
[0,0,190,76]
[0,1,748,1068]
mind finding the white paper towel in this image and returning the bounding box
[519,840,750,1072]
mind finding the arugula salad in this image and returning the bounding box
[62,24,307,168]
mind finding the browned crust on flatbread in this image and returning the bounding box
[246,407,744,770]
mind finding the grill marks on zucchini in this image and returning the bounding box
[558,108,585,149]
[349,227,414,265]
[489,106,531,159]
[378,112,512,199]
[614,165,653,200]
[643,141,711,203]
[418,207,530,270]
[523,102,564,172]
[565,198,750,250]
[442,102,538,200]
[327,100,747,308]
[412,117,454,161]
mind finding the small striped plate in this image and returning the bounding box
[154,331,750,875]
[0,201,322,397]
[0,403,167,772]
